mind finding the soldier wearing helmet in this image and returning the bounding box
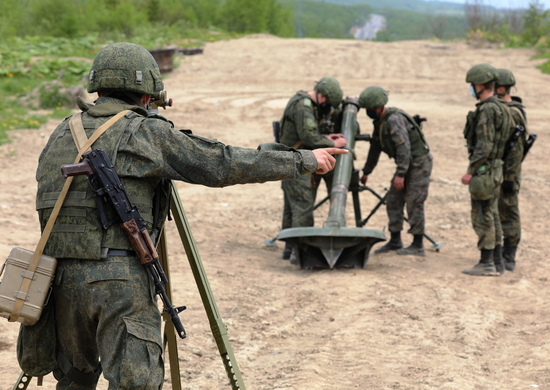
[278,77,347,261]
[28,43,346,388]
[495,68,529,272]
[461,63,515,276]
[359,86,432,256]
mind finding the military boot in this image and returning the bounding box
[493,245,505,275]
[503,241,517,272]
[282,242,293,260]
[374,231,403,254]
[396,234,425,256]
[461,249,499,276]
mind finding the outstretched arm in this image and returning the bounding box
[312,147,349,174]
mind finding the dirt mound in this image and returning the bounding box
[1,37,549,389]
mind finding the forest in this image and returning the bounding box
[0,0,548,145]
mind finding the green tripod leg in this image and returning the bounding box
[170,183,246,390]
[157,231,183,390]
[12,372,33,390]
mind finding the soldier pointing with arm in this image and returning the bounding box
[23,42,346,389]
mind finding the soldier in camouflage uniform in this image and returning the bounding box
[29,43,345,389]
[461,64,514,276]
[359,86,432,256]
[278,77,347,260]
[495,68,528,272]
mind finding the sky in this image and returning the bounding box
[433,0,550,9]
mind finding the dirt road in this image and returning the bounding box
[1,35,550,389]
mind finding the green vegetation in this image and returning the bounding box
[280,0,372,38]
[461,1,550,74]
[0,0,548,146]
[374,9,466,41]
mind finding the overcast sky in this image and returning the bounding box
[434,0,550,9]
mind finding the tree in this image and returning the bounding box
[521,0,548,44]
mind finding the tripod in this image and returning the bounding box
[13,183,246,390]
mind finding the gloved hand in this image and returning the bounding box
[502,180,515,194]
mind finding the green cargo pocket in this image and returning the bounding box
[469,165,493,201]
[119,317,163,389]
[85,259,129,283]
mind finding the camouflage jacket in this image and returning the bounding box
[463,96,514,175]
[37,97,318,260]
[362,108,430,178]
[279,91,335,149]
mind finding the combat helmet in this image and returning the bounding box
[314,77,343,106]
[465,63,498,85]
[87,42,164,95]
[495,68,516,87]
[358,86,388,109]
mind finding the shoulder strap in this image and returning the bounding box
[9,110,131,323]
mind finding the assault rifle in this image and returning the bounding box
[60,149,187,339]
[502,125,537,162]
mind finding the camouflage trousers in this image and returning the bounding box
[470,164,504,250]
[281,171,333,229]
[386,153,433,235]
[53,255,163,390]
[499,183,521,246]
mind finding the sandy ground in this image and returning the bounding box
[1,35,550,390]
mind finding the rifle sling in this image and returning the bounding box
[9,110,130,323]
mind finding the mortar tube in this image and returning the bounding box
[325,101,358,228]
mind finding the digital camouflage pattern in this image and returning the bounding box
[279,91,335,149]
[496,68,516,87]
[362,109,432,235]
[499,98,528,246]
[471,164,503,250]
[87,42,164,96]
[464,96,512,175]
[52,255,163,389]
[33,95,319,388]
[358,86,389,109]
[465,63,498,85]
[464,95,514,250]
[362,109,430,178]
[281,171,334,229]
[279,91,336,229]
[314,77,343,106]
[386,153,433,235]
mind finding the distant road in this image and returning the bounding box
[353,14,386,40]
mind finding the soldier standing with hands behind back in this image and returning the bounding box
[495,68,529,272]
[359,86,432,256]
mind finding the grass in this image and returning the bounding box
[0,29,241,147]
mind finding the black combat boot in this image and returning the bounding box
[461,249,498,276]
[493,245,505,275]
[374,231,403,254]
[282,242,293,260]
[503,241,517,271]
[397,234,425,256]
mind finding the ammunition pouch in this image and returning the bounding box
[469,161,503,201]
[17,297,57,376]
[469,167,493,201]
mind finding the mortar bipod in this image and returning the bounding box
[277,98,385,269]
